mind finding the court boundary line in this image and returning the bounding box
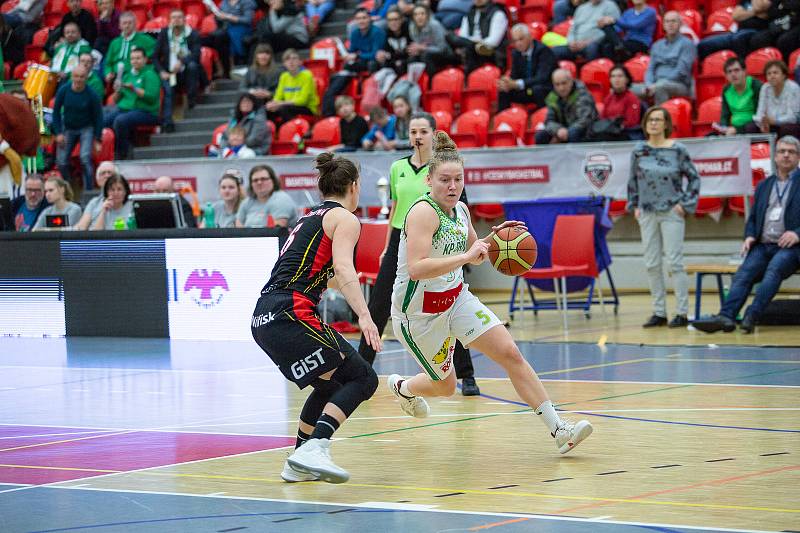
[10,484,776,533]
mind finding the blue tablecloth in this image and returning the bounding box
[503,196,613,292]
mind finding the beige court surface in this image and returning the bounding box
[57,375,800,532]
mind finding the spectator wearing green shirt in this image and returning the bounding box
[63,52,105,102]
[719,56,763,135]
[50,22,92,79]
[103,11,155,85]
[266,49,319,123]
[102,48,160,159]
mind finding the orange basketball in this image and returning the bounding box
[487,227,538,276]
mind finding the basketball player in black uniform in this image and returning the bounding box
[252,152,381,484]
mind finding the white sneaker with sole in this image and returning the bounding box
[387,374,430,418]
[281,458,319,482]
[554,419,593,454]
[287,438,349,484]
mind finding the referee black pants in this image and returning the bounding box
[358,227,476,379]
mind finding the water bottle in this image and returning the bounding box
[126,213,137,229]
[203,202,215,228]
[113,217,126,230]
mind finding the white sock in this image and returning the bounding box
[534,400,562,434]
[398,379,414,398]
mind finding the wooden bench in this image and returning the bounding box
[685,263,739,319]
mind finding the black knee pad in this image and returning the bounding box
[331,355,379,409]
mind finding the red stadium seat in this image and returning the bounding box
[13,61,34,80]
[692,96,722,137]
[204,122,228,155]
[271,141,299,155]
[0,0,19,12]
[460,90,490,113]
[310,38,342,71]
[432,110,453,134]
[518,0,551,24]
[608,199,627,218]
[185,13,200,29]
[143,17,169,30]
[31,28,49,47]
[678,9,702,37]
[708,0,737,12]
[200,47,217,81]
[356,221,389,288]
[524,107,549,144]
[527,21,547,41]
[128,5,149,30]
[790,48,800,73]
[661,97,693,138]
[431,67,465,103]
[695,197,724,217]
[653,13,665,41]
[729,168,766,215]
[580,58,614,103]
[153,0,182,19]
[278,117,311,142]
[473,203,505,220]
[624,54,650,83]
[751,142,770,160]
[452,109,490,147]
[466,64,501,102]
[492,106,528,140]
[182,0,208,21]
[303,59,331,86]
[306,116,341,148]
[704,7,736,36]
[551,19,571,37]
[666,0,695,10]
[558,60,576,80]
[487,131,517,147]
[696,49,737,104]
[200,14,218,36]
[746,47,782,81]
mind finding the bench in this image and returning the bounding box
[685,263,740,319]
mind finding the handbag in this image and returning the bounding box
[586,117,627,142]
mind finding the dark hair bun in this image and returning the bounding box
[315,151,336,172]
[433,131,457,153]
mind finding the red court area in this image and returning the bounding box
[0,425,294,485]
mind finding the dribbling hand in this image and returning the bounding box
[465,240,489,265]
[490,220,528,235]
[359,315,383,353]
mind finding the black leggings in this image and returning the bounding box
[358,227,476,378]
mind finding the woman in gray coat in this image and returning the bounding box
[407,4,454,78]
[221,93,272,155]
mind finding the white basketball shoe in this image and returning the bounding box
[281,458,319,482]
[287,438,349,484]
[387,374,430,418]
[554,419,593,454]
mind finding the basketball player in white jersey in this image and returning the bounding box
[388,131,593,454]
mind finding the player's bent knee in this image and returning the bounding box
[332,354,378,402]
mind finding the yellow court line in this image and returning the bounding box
[92,469,800,515]
[0,464,120,473]
[652,358,800,364]
[0,430,136,453]
[536,358,655,376]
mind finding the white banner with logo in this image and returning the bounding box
[119,137,753,208]
[166,237,279,341]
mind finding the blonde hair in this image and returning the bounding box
[46,176,74,202]
[428,131,463,177]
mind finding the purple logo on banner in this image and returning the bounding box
[184,269,229,308]
[583,152,613,191]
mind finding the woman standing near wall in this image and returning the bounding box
[627,106,701,329]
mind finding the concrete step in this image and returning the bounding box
[327,10,350,23]
[150,131,213,147]
[174,117,227,133]
[319,21,347,38]
[212,78,241,91]
[184,102,233,119]
[134,144,203,160]
[202,89,241,105]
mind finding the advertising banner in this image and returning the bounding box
[119,137,753,207]
[165,237,280,341]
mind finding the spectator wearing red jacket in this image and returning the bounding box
[601,65,644,140]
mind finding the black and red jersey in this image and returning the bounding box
[261,200,342,305]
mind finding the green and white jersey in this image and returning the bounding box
[392,194,470,317]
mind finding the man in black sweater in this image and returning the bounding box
[498,23,556,111]
[46,0,97,57]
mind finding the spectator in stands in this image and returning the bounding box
[368,0,399,25]
[328,95,369,152]
[377,7,411,74]
[268,49,319,123]
[63,52,105,101]
[90,174,133,230]
[253,0,309,55]
[389,95,411,149]
[407,4,454,79]
[236,164,298,228]
[600,65,643,140]
[697,0,771,61]
[693,135,800,334]
[451,0,510,73]
[95,0,121,56]
[103,47,161,160]
[717,56,763,135]
[33,176,82,230]
[104,12,156,86]
[47,0,97,56]
[1,0,44,30]
[748,0,800,62]
[435,0,472,30]
[220,93,271,155]
[153,175,198,227]
[552,0,585,25]
[11,174,49,232]
[551,0,620,62]
[1,0,44,65]
[346,8,386,73]
[200,169,244,228]
[50,23,92,79]
[152,9,204,133]
[241,44,284,106]
[600,0,656,62]
[628,106,700,329]
[53,65,103,192]
[497,23,556,111]
[362,106,397,150]
[304,0,336,36]
[633,11,696,105]
[534,68,598,145]
[219,126,257,158]
[219,0,257,68]
[754,60,800,138]
[74,161,118,230]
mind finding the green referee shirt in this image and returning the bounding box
[389,156,430,229]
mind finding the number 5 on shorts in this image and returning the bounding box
[475,310,491,325]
